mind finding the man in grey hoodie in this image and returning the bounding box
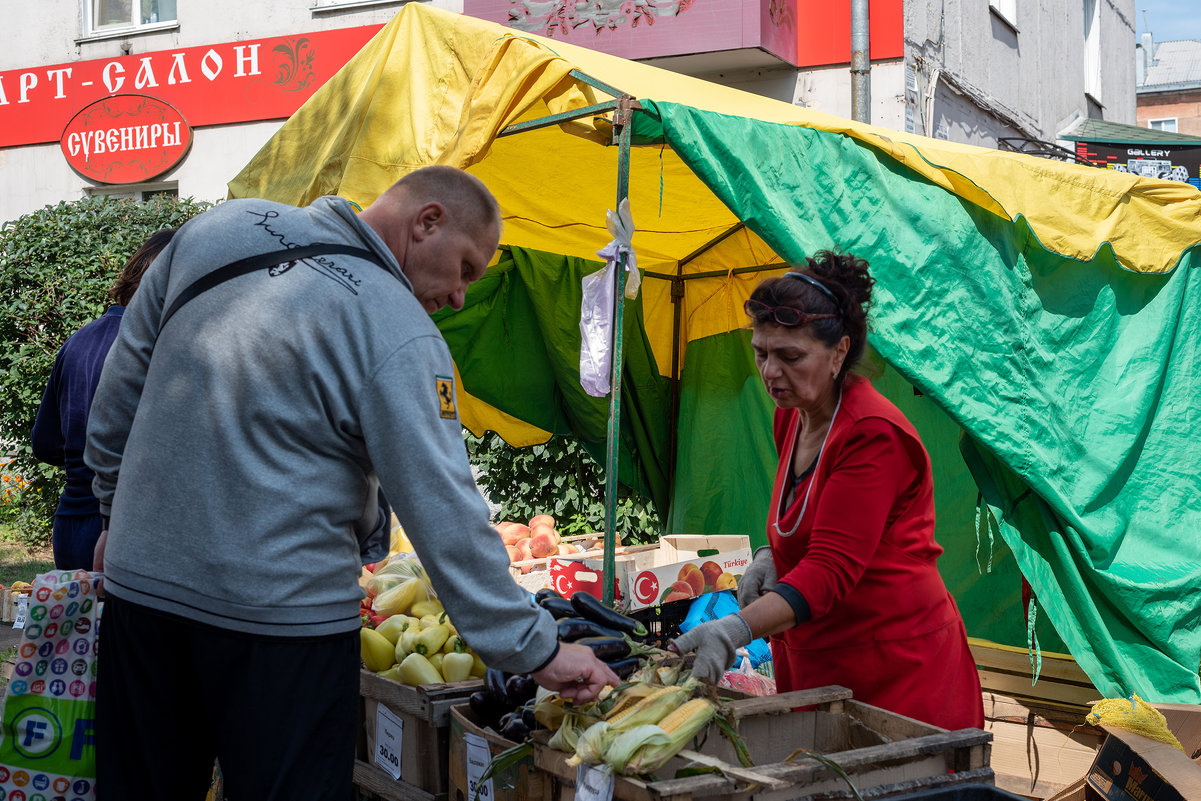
[85,166,618,800]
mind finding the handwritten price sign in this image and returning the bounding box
[464,732,493,801]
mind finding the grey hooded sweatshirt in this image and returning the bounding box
[84,195,559,674]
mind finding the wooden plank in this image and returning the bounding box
[352,760,444,801]
[843,699,943,743]
[721,685,853,719]
[977,670,1101,709]
[360,669,481,726]
[971,639,1093,685]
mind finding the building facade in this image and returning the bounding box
[1136,32,1201,137]
[0,0,1135,223]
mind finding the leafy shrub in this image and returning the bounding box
[0,195,214,546]
[465,431,662,544]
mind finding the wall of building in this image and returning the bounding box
[0,0,460,222]
[903,0,1135,146]
[1137,91,1201,137]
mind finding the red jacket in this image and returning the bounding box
[767,374,983,730]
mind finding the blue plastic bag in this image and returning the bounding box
[679,591,772,668]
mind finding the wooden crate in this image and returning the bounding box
[448,705,549,801]
[532,685,994,801]
[970,639,1105,800]
[356,668,483,800]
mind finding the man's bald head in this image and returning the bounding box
[384,166,501,239]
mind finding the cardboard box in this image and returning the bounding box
[1045,703,1201,801]
[547,535,750,612]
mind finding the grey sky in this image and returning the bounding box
[1135,0,1201,42]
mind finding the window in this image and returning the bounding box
[989,0,1017,27]
[1083,0,1101,100]
[88,0,177,35]
[85,183,178,202]
[1149,118,1179,133]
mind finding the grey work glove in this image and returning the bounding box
[670,613,753,683]
[736,546,777,608]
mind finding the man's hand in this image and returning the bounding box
[93,529,108,573]
[736,547,777,608]
[531,642,621,703]
[670,613,753,683]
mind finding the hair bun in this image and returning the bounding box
[807,250,874,311]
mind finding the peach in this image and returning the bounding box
[529,514,556,529]
[699,560,723,590]
[558,543,578,556]
[714,572,738,591]
[678,563,705,597]
[529,530,558,558]
[515,538,533,560]
[530,522,559,544]
[505,545,521,562]
[502,524,531,546]
[662,580,695,603]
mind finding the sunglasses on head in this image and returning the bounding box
[743,299,839,328]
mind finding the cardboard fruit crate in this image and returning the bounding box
[531,685,994,801]
[448,705,548,801]
[355,668,483,800]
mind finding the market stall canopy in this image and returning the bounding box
[228,4,1201,702]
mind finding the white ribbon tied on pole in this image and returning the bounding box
[579,199,640,397]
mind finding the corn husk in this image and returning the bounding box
[548,710,588,752]
[567,721,611,766]
[603,724,672,774]
[623,702,716,775]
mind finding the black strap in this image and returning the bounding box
[159,244,388,331]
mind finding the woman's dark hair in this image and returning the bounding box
[108,228,177,306]
[746,249,876,381]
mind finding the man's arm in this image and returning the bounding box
[360,336,613,689]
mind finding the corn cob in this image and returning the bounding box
[622,698,716,775]
[605,685,687,729]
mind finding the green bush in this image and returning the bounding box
[0,194,214,547]
[465,431,662,544]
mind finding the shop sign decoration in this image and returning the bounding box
[60,94,193,184]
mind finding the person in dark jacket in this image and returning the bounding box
[31,229,176,569]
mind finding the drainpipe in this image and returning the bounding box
[851,0,871,123]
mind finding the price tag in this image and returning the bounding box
[463,732,493,801]
[575,763,614,801]
[374,704,404,780]
[13,595,28,630]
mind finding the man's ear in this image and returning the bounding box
[412,202,445,241]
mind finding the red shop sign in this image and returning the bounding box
[60,94,193,184]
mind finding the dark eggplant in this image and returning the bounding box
[469,690,505,727]
[500,714,531,743]
[484,667,511,707]
[504,672,538,706]
[574,636,632,661]
[538,596,577,619]
[556,617,623,643]
[520,704,538,731]
[606,657,642,679]
[569,591,648,637]
[534,588,564,605]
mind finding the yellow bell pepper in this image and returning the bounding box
[410,599,443,618]
[428,652,445,677]
[442,651,475,683]
[413,624,451,656]
[374,614,420,646]
[360,627,396,672]
[441,634,468,654]
[398,652,443,686]
[470,654,487,678]
[372,577,423,617]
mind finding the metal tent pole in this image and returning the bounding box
[602,96,635,607]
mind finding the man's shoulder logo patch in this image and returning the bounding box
[435,376,457,420]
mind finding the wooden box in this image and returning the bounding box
[448,705,548,801]
[532,685,994,800]
[971,639,1105,800]
[354,668,483,801]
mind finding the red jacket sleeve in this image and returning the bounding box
[777,417,920,620]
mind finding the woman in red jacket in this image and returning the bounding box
[673,251,983,731]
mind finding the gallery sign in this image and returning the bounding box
[0,24,382,149]
[61,94,192,184]
[1074,140,1201,190]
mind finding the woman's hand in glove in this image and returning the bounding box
[736,547,777,608]
[670,614,753,683]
